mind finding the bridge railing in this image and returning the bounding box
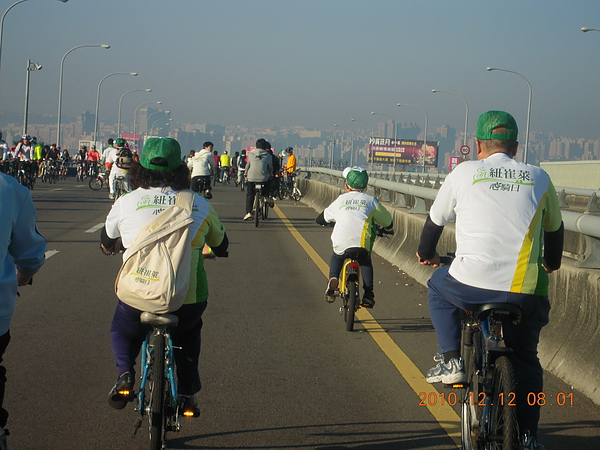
[302,167,600,269]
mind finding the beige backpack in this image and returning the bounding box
[114,190,196,314]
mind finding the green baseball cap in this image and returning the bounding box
[343,166,369,189]
[476,110,518,140]
[141,137,182,171]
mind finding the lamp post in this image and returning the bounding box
[371,112,397,171]
[150,119,171,136]
[117,88,151,137]
[23,59,42,135]
[133,101,161,151]
[581,27,600,32]
[351,118,374,168]
[486,67,532,164]
[432,89,469,148]
[93,72,137,147]
[0,0,68,86]
[56,44,109,147]
[396,103,428,173]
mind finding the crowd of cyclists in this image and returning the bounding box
[186,140,297,216]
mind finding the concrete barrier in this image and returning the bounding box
[298,177,600,405]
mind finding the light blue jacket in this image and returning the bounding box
[0,173,46,335]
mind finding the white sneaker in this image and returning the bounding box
[267,197,275,207]
[522,431,545,450]
[108,193,115,200]
[425,354,467,384]
[324,277,339,303]
[243,213,253,221]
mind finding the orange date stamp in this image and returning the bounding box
[418,392,574,407]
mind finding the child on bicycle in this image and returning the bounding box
[316,167,393,308]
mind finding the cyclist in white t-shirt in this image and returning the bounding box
[316,167,393,308]
[417,111,563,450]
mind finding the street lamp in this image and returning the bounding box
[150,119,171,136]
[432,89,469,148]
[133,101,162,151]
[117,88,151,136]
[93,72,137,146]
[396,103,428,173]
[23,59,42,135]
[0,0,68,86]
[581,27,600,32]
[56,44,110,147]
[371,111,398,171]
[486,67,532,164]
[351,118,375,168]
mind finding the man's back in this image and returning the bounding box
[431,153,562,295]
[246,148,272,182]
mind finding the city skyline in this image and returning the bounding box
[1,1,600,142]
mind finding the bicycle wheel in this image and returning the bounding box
[254,191,260,227]
[461,329,483,450]
[150,332,166,450]
[345,281,358,332]
[488,356,519,449]
[263,197,269,220]
[292,187,302,201]
[278,182,285,200]
[89,176,103,191]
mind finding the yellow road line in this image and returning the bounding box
[274,204,461,447]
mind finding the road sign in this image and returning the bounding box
[460,145,470,155]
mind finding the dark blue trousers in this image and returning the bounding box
[110,300,207,396]
[428,266,550,436]
[329,251,374,291]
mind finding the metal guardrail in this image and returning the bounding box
[303,167,600,269]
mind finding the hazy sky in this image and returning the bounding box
[2,0,600,139]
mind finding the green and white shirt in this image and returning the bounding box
[323,191,392,255]
[430,153,562,296]
[105,187,225,303]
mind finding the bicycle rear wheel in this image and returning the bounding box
[488,356,519,449]
[89,176,103,190]
[263,197,269,220]
[150,332,166,450]
[254,191,260,227]
[344,281,358,332]
[461,329,483,450]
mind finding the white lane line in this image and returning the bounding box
[45,250,59,259]
[52,188,63,191]
[85,223,104,233]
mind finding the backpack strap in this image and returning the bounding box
[175,189,196,212]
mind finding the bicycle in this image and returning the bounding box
[76,162,86,182]
[89,171,108,191]
[114,175,128,200]
[132,312,194,450]
[435,256,521,450]
[252,182,267,227]
[281,172,302,201]
[334,226,394,332]
[239,173,246,192]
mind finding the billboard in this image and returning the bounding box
[368,137,438,167]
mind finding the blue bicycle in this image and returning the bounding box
[133,312,198,449]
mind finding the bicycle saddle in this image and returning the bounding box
[477,303,522,325]
[343,247,369,260]
[140,312,179,328]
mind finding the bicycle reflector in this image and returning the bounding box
[182,410,200,418]
[117,388,131,396]
[349,262,360,269]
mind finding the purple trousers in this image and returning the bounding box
[110,300,207,396]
